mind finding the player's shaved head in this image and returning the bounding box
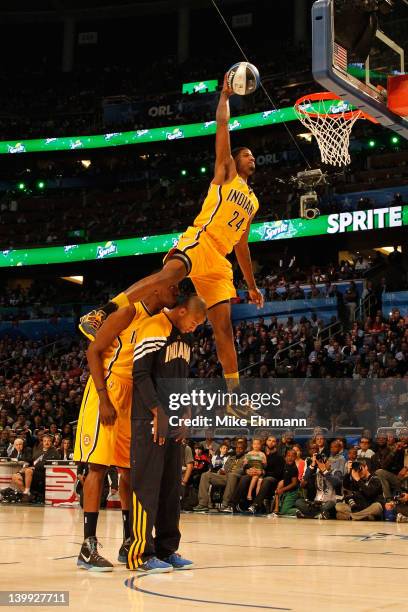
[184,295,207,316]
[168,295,207,333]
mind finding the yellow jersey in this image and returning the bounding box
[102,301,153,381]
[184,174,259,256]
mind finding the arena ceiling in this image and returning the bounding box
[0,0,249,22]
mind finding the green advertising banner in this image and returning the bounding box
[0,100,341,156]
[182,80,219,94]
[1,205,406,268]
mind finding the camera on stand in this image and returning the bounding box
[300,193,320,220]
[292,169,327,220]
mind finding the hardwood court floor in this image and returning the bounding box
[1,506,407,612]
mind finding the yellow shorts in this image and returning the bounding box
[73,373,132,468]
[164,230,236,309]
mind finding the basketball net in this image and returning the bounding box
[295,92,364,167]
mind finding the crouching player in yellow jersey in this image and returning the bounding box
[79,73,263,397]
[74,285,178,572]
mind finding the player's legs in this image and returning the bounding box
[77,462,114,572]
[205,295,258,418]
[110,381,132,560]
[117,468,131,563]
[155,440,194,570]
[83,463,107,515]
[154,440,182,559]
[127,420,173,573]
[207,301,238,376]
[181,237,239,384]
[124,259,187,304]
[75,376,124,572]
[79,259,186,340]
[118,468,130,512]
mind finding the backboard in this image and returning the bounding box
[312,0,408,139]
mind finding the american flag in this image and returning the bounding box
[334,42,348,72]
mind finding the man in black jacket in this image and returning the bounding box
[9,438,32,463]
[375,435,408,499]
[231,436,285,513]
[335,458,384,521]
[371,435,394,472]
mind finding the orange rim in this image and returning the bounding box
[295,92,364,121]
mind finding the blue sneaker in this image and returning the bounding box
[162,553,194,570]
[135,556,173,574]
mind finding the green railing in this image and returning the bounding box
[0,100,341,155]
[1,204,405,268]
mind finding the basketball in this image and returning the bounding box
[227,61,260,95]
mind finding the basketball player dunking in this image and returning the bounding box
[79,73,263,399]
[74,285,178,571]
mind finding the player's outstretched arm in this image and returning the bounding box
[86,304,135,389]
[233,222,264,309]
[213,74,237,185]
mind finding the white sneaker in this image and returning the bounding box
[219,505,234,513]
[396,513,408,523]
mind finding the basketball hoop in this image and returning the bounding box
[295,92,366,167]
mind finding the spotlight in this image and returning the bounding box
[200,166,207,174]
[368,139,376,147]
[37,181,45,189]
[181,169,187,176]
[18,182,25,190]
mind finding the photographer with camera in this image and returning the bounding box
[295,444,343,519]
[335,458,384,521]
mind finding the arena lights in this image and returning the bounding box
[181,169,187,176]
[17,182,25,190]
[200,166,207,174]
[37,181,45,189]
[368,139,376,147]
[391,135,400,144]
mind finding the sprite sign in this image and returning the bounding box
[0,205,406,269]
[182,80,219,94]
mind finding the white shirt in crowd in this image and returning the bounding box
[357,448,375,459]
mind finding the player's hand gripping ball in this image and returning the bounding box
[226,62,260,96]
